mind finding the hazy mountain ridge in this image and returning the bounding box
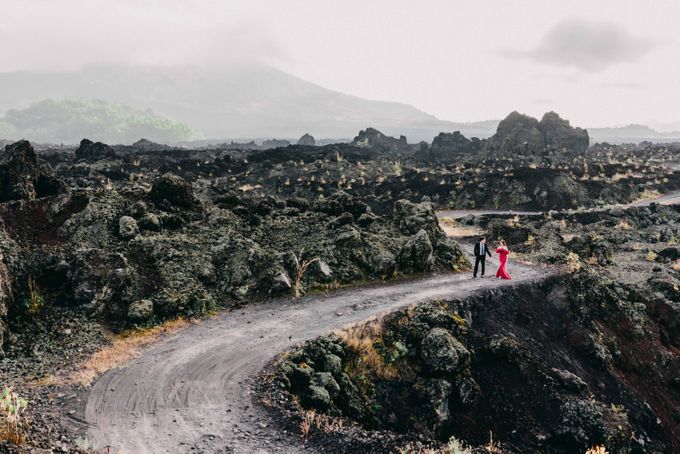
[0,63,466,142]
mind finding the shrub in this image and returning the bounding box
[23,276,45,317]
[0,387,29,444]
[446,437,471,454]
[292,249,320,298]
[565,252,581,272]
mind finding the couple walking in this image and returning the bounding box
[472,237,511,279]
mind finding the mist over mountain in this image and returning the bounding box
[0,62,478,143]
[1,62,678,145]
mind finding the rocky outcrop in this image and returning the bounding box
[394,199,469,271]
[131,138,172,152]
[75,138,116,161]
[421,327,470,375]
[397,229,434,273]
[431,131,472,153]
[0,224,20,358]
[274,273,675,452]
[0,137,471,331]
[149,174,197,209]
[352,128,408,152]
[0,140,66,202]
[261,139,291,149]
[422,131,480,162]
[487,111,589,155]
[0,252,12,358]
[297,133,316,146]
[540,111,589,153]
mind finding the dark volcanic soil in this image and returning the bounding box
[1,111,680,452]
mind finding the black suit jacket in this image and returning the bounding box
[474,242,492,258]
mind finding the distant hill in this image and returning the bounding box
[0,98,193,144]
[0,62,493,143]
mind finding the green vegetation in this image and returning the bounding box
[23,276,45,317]
[0,387,29,444]
[0,98,194,144]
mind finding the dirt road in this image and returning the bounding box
[436,189,680,220]
[84,249,552,453]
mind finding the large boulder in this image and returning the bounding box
[352,127,408,152]
[490,111,545,154]
[394,199,442,241]
[261,139,291,149]
[118,216,139,239]
[539,111,589,153]
[488,111,589,155]
[75,138,116,161]
[397,229,434,273]
[315,191,368,219]
[421,328,470,375]
[149,174,197,209]
[424,131,478,162]
[297,133,316,146]
[0,140,66,202]
[128,299,154,321]
[417,378,453,436]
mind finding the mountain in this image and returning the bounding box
[0,98,194,144]
[0,62,475,143]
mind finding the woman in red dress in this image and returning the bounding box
[495,240,512,280]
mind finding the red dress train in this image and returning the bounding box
[495,246,512,279]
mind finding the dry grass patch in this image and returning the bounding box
[35,318,195,388]
[615,220,632,231]
[0,387,29,445]
[335,319,400,382]
[638,189,661,201]
[298,409,346,441]
[565,252,581,272]
[72,318,194,386]
[438,217,483,238]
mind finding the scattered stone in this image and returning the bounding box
[118,216,139,239]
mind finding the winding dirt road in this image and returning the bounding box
[83,190,680,453]
[84,248,552,453]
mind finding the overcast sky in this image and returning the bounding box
[1,0,678,127]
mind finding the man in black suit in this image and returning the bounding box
[473,237,492,278]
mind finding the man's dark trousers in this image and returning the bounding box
[474,255,486,277]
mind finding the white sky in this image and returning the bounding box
[1,0,678,127]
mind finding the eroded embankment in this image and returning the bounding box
[269,272,680,453]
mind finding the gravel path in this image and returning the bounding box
[84,246,552,453]
[436,189,680,219]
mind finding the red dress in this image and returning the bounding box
[495,246,512,279]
